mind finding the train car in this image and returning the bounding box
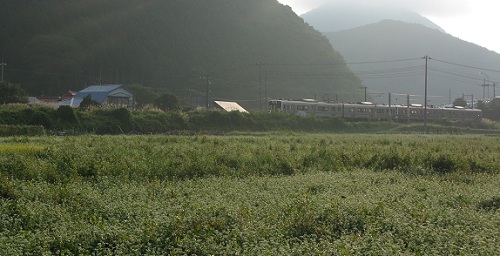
[268,99,344,118]
[268,99,483,123]
[341,103,392,120]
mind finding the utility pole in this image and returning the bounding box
[359,86,367,102]
[423,56,429,131]
[479,72,489,100]
[388,93,392,119]
[256,62,265,110]
[493,82,497,98]
[0,53,6,82]
[407,94,410,123]
[264,71,268,109]
[482,77,486,99]
[201,75,211,109]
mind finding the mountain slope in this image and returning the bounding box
[301,3,444,33]
[0,0,363,108]
[325,20,500,105]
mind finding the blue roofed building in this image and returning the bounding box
[67,84,134,108]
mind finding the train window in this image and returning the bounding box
[349,108,354,113]
[337,107,342,112]
[318,106,329,111]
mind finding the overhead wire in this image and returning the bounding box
[431,58,500,74]
[6,57,499,94]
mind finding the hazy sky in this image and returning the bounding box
[278,0,500,54]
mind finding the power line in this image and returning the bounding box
[431,58,500,73]
[346,58,422,65]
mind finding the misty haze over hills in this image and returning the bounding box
[325,20,500,105]
[300,3,500,105]
[301,3,445,33]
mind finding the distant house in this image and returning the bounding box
[68,84,134,108]
[29,91,78,108]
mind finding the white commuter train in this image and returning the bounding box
[268,99,483,122]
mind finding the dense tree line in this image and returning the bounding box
[478,99,500,121]
[0,0,363,109]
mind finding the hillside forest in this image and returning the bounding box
[0,0,363,109]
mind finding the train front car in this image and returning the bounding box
[268,100,283,111]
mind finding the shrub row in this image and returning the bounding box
[3,104,492,135]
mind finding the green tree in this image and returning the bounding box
[56,105,79,124]
[153,93,180,111]
[125,84,159,107]
[79,95,100,110]
[478,99,500,120]
[0,82,28,104]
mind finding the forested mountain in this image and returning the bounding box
[0,0,363,109]
[325,20,500,105]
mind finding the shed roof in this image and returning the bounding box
[214,101,249,113]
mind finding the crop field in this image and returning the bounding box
[0,134,499,255]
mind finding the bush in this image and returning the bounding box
[0,125,45,136]
[30,111,53,129]
[56,106,79,124]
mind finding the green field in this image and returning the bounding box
[0,134,499,255]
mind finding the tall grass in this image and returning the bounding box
[0,134,498,183]
[0,134,499,254]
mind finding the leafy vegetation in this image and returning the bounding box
[0,134,498,254]
[3,104,497,136]
[0,134,498,182]
[153,93,181,111]
[478,98,500,121]
[0,82,28,104]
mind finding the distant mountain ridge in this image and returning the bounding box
[325,20,500,105]
[0,0,364,108]
[301,3,444,33]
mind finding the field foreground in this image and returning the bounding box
[0,134,499,255]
